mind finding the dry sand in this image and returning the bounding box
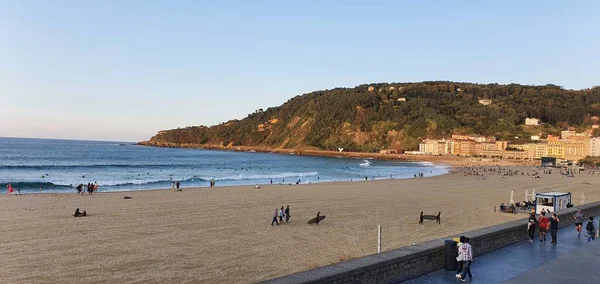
[1,167,599,283]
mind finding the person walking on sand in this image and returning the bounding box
[279,206,285,224]
[527,213,537,242]
[460,237,473,282]
[538,211,549,242]
[271,209,279,226]
[574,209,584,236]
[549,213,560,244]
[285,205,290,222]
[586,216,595,242]
[455,236,465,278]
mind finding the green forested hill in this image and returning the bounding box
[143,82,600,152]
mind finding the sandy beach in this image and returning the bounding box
[2,166,600,283]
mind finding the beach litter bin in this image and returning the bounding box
[444,240,457,271]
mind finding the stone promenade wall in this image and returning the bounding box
[263,201,600,284]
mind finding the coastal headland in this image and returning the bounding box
[2,165,598,283]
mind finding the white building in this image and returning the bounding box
[531,135,541,141]
[525,118,540,126]
[561,130,576,140]
[478,99,492,105]
[418,139,451,155]
[590,137,600,156]
[396,97,406,102]
[419,140,437,155]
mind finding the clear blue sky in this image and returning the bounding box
[1,1,598,142]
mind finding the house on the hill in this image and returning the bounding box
[396,97,406,102]
[525,118,540,126]
[478,99,492,105]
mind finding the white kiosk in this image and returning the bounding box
[535,192,572,215]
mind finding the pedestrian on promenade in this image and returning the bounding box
[549,213,560,244]
[460,237,473,282]
[538,212,549,242]
[455,236,465,278]
[527,213,537,242]
[271,208,279,226]
[574,209,584,236]
[586,216,595,242]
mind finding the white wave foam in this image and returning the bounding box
[48,178,170,187]
[359,160,372,167]
[203,172,318,181]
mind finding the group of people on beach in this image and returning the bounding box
[270,206,325,227]
[271,205,291,225]
[76,182,98,195]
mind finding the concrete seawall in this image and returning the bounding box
[263,201,600,284]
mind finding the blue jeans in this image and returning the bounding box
[588,231,595,242]
[456,260,463,275]
[461,260,472,280]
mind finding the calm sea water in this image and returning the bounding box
[0,137,449,193]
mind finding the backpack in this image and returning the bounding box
[586,221,595,232]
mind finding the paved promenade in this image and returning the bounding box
[504,236,600,283]
[401,218,599,283]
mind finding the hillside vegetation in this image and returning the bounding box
[142,82,600,152]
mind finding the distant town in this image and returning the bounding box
[399,117,600,161]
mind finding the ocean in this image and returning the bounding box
[0,137,449,193]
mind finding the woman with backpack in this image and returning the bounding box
[586,216,596,242]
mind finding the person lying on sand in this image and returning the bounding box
[74,208,87,217]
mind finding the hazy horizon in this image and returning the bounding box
[2,1,599,141]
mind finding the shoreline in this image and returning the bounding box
[137,141,539,167]
[4,167,453,195]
